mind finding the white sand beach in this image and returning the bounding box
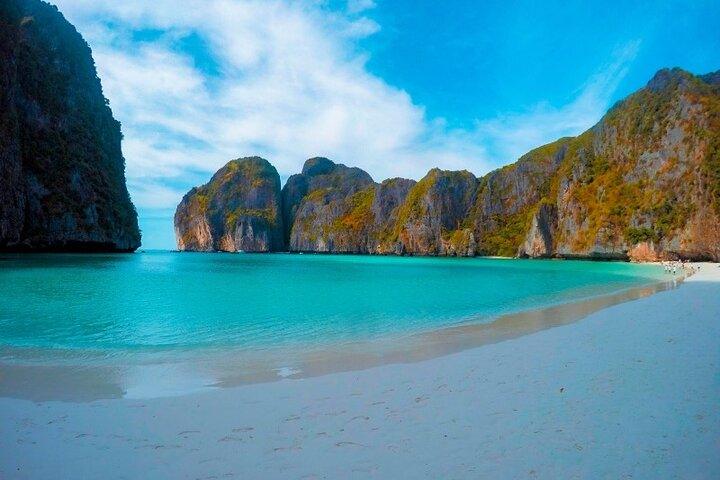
[1,264,719,479]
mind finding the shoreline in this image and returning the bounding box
[1,263,717,478]
[0,265,691,402]
[20,247,712,264]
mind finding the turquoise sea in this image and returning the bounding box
[0,252,667,354]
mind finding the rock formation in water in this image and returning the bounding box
[386,169,478,256]
[175,157,284,252]
[0,0,140,252]
[176,68,720,261]
[282,157,375,252]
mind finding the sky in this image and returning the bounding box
[51,0,720,249]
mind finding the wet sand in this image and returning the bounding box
[1,263,718,478]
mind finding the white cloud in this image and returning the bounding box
[53,0,638,215]
[347,0,377,15]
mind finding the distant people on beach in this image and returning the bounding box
[662,260,696,277]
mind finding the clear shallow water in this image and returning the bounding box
[0,252,666,355]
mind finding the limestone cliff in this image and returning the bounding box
[517,202,558,258]
[0,0,140,252]
[176,67,719,261]
[386,169,478,256]
[471,139,570,257]
[175,157,283,252]
[471,67,719,261]
[282,157,375,252]
[288,175,417,254]
[533,68,720,261]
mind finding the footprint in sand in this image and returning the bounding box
[335,441,367,448]
[346,415,370,424]
[324,410,347,417]
[273,445,302,452]
[231,426,254,432]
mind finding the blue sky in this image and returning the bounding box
[53,0,720,249]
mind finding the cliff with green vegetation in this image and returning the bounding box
[175,157,284,252]
[0,0,140,252]
[282,157,376,252]
[177,68,719,261]
[472,138,571,257]
[383,169,478,255]
[523,68,720,261]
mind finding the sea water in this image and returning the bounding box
[0,252,666,353]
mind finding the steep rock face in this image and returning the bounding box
[0,0,140,251]
[471,67,719,261]
[283,158,375,252]
[517,203,558,258]
[471,139,570,256]
[547,68,720,260]
[370,178,416,254]
[175,157,283,252]
[254,158,418,254]
[388,169,478,256]
[280,172,308,243]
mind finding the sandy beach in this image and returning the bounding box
[1,263,719,479]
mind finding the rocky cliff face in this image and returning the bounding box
[175,157,283,252]
[537,68,720,261]
[472,139,570,257]
[282,157,375,252]
[386,169,478,256]
[517,203,558,258]
[0,0,140,252]
[369,178,417,254]
[176,68,719,261]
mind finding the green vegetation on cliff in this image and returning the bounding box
[392,171,435,238]
[473,138,569,256]
[331,186,376,236]
[476,212,533,257]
